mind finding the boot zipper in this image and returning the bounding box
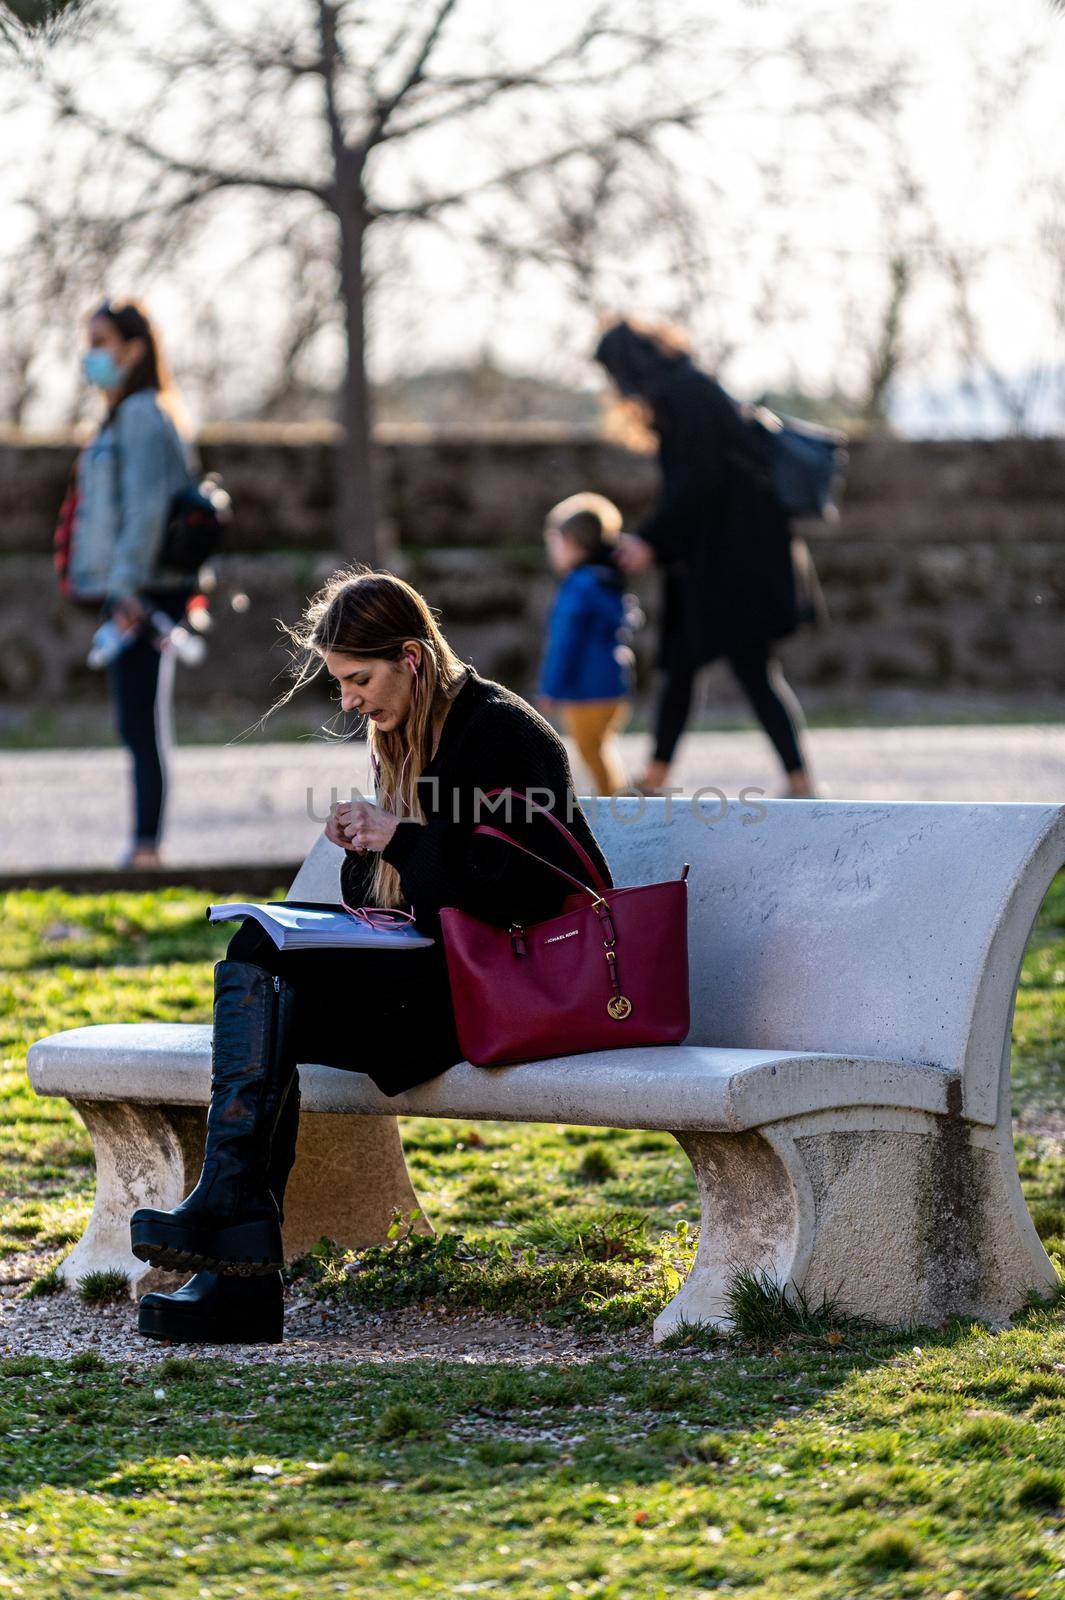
[268,975,281,1068]
[248,973,283,1213]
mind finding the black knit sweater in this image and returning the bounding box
[340,668,613,935]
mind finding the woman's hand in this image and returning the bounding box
[615,534,655,574]
[333,799,399,855]
[325,803,360,852]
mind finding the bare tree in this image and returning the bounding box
[23,1,729,561]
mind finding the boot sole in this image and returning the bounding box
[138,1305,284,1344]
[130,1216,283,1276]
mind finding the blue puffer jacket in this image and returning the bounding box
[68,389,192,602]
[539,564,634,702]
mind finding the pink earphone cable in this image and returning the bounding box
[348,649,425,921]
[339,900,416,929]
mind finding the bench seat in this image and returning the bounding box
[29,1023,957,1131]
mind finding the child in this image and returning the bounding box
[539,492,639,796]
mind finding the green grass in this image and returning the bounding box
[0,880,1063,1596]
[76,1268,130,1305]
[296,1216,693,1331]
[722,1266,869,1344]
[1013,868,1065,1124]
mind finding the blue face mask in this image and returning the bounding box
[82,349,125,389]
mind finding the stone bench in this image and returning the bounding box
[27,798,1065,1340]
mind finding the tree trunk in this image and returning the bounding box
[335,191,380,566]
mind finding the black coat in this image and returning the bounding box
[638,359,811,668]
[231,670,613,1098]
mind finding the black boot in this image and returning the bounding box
[130,960,297,1275]
[137,1077,301,1344]
[137,1270,284,1343]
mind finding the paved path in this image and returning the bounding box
[1,726,1062,873]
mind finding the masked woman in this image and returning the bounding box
[595,318,819,798]
[130,568,612,1345]
[68,299,194,867]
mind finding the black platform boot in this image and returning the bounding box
[130,960,297,1275]
[137,1077,301,1344]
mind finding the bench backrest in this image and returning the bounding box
[288,798,1065,1127]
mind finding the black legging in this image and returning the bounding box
[106,588,191,848]
[653,640,805,772]
[222,916,461,1098]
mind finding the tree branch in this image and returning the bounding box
[52,82,333,203]
[137,38,321,83]
[180,0,320,79]
[370,101,705,221]
[371,15,665,143]
[373,60,652,144]
[363,0,460,150]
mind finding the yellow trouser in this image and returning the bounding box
[560,700,631,796]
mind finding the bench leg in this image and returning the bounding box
[653,1128,803,1341]
[281,1111,431,1258]
[654,1106,1059,1341]
[64,1100,431,1299]
[63,1100,208,1299]
[760,1106,1058,1329]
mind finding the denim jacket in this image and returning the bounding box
[68,390,192,602]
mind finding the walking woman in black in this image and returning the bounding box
[594,319,817,797]
[131,569,612,1345]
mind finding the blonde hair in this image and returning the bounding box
[596,314,692,452]
[277,567,469,909]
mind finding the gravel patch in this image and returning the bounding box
[0,1282,657,1367]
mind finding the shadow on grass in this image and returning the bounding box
[1,1308,1057,1499]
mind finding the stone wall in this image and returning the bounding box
[1,425,1063,719]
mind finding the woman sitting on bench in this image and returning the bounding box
[129,568,612,1345]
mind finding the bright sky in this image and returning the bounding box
[3,0,1064,432]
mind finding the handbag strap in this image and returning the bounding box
[476,787,609,895]
[472,822,603,903]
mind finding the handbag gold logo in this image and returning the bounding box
[607,995,632,1020]
[545,928,579,945]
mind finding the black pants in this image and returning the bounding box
[653,640,805,772]
[224,918,461,1098]
[106,589,190,848]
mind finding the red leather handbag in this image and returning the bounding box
[439,791,690,1068]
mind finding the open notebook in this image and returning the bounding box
[206,900,434,952]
